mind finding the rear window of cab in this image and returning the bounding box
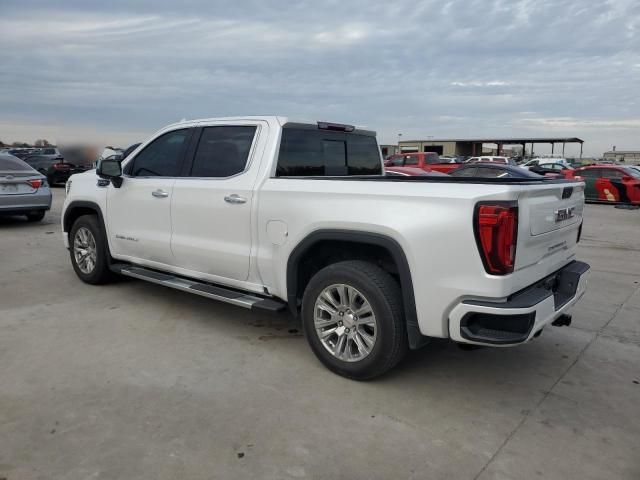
[276,126,381,176]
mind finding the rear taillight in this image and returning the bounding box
[474,202,518,275]
[27,179,43,189]
[53,163,70,170]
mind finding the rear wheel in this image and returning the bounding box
[301,260,408,380]
[26,210,46,222]
[69,214,114,284]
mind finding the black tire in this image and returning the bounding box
[69,214,114,285]
[301,260,408,380]
[47,175,55,186]
[25,210,46,222]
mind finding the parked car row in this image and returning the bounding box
[382,153,640,205]
[21,154,96,186]
[570,165,640,204]
[0,147,61,159]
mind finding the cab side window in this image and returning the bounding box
[190,126,257,178]
[129,129,191,177]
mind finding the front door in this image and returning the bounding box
[171,123,264,282]
[107,128,192,265]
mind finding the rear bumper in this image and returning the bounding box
[0,190,52,213]
[449,261,589,346]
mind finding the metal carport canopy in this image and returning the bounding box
[400,137,584,144]
[400,137,584,157]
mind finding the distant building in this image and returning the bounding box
[379,144,399,158]
[603,150,640,165]
[398,137,584,158]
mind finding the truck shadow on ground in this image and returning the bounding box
[118,279,579,392]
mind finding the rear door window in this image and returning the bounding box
[601,168,623,179]
[276,126,381,176]
[424,154,441,165]
[579,168,602,178]
[190,126,257,178]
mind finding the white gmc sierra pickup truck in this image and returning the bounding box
[62,117,589,379]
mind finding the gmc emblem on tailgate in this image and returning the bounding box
[555,206,575,222]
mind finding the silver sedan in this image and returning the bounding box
[0,154,52,222]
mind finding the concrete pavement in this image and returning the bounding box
[0,189,638,479]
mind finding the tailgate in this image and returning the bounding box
[516,182,584,270]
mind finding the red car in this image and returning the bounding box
[384,152,460,174]
[568,165,640,204]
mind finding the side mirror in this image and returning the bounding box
[622,175,633,182]
[97,158,123,188]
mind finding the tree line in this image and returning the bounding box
[0,139,54,148]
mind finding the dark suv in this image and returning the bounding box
[23,156,78,185]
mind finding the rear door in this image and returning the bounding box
[170,121,266,282]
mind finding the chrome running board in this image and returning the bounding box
[109,263,286,312]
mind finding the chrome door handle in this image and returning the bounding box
[151,189,169,198]
[224,194,247,204]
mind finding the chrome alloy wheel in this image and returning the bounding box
[313,284,377,362]
[73,227,98,274]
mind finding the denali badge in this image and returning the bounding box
[555,206,575,222]
[116,234,139,242]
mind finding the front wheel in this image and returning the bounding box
[69,214,114,284]
[301,260,408,380]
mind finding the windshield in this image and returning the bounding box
[623,166,640,178]
[0,154,35,172]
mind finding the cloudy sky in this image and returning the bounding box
[0,0,638,156]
